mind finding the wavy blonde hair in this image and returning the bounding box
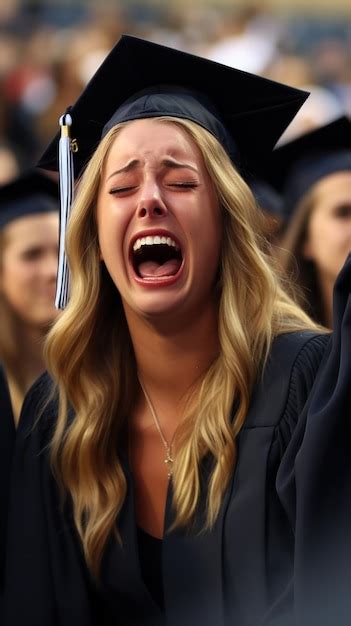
[45,117,320,577]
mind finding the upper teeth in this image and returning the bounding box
[133,235,179,252]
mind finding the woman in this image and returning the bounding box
[3,36,350,626]
[265,116,351,327]
[0,170,59,422]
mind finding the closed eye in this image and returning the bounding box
[168,182,199,189]
[109,186,138,195]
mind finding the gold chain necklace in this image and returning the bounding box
[138,377,174,479]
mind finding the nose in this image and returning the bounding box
[136,179,168,219]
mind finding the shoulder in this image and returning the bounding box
[271,330,330,363]
[271,331,330,386]
[244,331,330,429]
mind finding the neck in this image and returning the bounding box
[125,303,219,410]
[10,321,47,390]
[3,320,48,425]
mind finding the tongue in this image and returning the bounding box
[138,259,181,278]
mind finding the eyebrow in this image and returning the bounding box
[161,158,198,173]
[106,159,140,180]
[106,157,199,180]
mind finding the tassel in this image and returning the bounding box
[55,112,75,309]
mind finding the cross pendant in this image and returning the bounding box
[164,450,174,479]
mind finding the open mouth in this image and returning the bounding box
[131,235,183,279]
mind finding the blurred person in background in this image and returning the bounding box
[265,54,344,142]
[0,170,59,423]
[264,116,351,328]
[249,177,286,248]
[35,15,125,148]
[203,6,279,74]
[0,143,18,185]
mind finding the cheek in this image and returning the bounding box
[1,263,35,315]
[1,254,33,293]
[309,216,344,249]
[97,203,129,262]
[191,202,221,273]
[199,199,221,250]
[304,211,330,252]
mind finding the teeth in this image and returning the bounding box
[132,235,179,252]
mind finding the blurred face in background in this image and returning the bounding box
[0,212,59,328]
[302,171,351,285]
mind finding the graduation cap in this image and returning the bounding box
[38,34,309,175]
[249,178,285,219]
[37,34,309,308]
[263,115,351,219]
[0,170,59,230]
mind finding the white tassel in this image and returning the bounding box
[55,113,75,309]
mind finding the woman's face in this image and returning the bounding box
[0,212,59,327]
[97,119,221,322]
[302,171,351,284]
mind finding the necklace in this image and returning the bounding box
[138,377,174,479]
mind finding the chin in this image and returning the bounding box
[29,309,58,329]
[126,291,190,320]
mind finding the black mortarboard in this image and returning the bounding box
[37,34,309,308]
[263,116,351,218]
[0,170,58,230]
[38,34,309,176]
[249,178,285,219]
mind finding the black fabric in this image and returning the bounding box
[0,365,14,598]
[137,527,164,610]
[249,177,284,217]
[37,34,309,177]
[0,170,58,229]
[5,326,347,625]
[262,115,351,217]
[292,253,351,626]
[102,87,239,163]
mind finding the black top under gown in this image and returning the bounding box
[2,256,351,626]
[137,527,164,610]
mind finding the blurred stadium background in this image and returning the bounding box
[0,0,350,182]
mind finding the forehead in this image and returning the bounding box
[314,170,351,196]
[2,212,59,246]
[105,118,203,165]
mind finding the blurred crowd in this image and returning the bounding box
[0,1,350,181]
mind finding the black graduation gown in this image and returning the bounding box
[2,330,332,626]
[287,254,351,626]
[0,365,14,599]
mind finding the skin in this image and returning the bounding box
[97,119,222,537]
[302,171,351,327]
[1,212,59,327]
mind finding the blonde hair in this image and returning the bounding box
[45,117,320,577]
